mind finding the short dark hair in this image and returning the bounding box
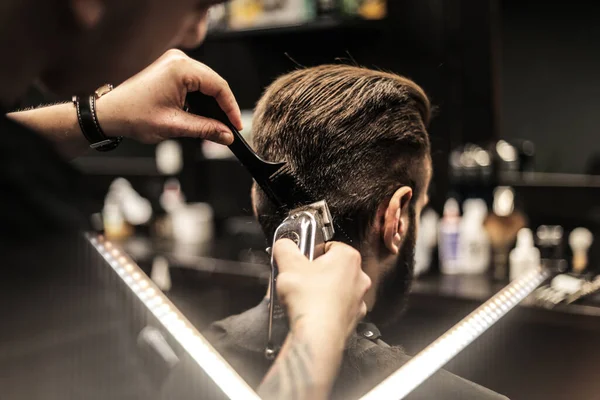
[252,65,431,245]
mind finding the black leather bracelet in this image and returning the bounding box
[73,94,122,152]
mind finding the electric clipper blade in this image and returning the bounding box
[265,201,334,359]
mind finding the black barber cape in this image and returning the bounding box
[203,299,509,400]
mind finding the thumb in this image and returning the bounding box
[169,109,234,145]
[273,239,306,273]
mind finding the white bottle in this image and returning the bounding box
[439,198,461,274]
[151,256,172,292]
[414,208,439,276]
[459,199,490,274]
[509,228,541,281]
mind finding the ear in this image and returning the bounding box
[381,186,413,255]
[70,0,105,29]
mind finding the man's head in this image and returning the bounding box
[32,0,221,95]
[251,65,432,326]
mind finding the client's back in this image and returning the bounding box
[204,65,507,399]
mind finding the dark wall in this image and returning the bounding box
[189,0,500,213]
[68,1,501,220]
[501,0,600,174]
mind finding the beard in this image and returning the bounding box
[367,206,417,327]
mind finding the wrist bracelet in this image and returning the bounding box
[72,84,122,152]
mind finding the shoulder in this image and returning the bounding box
[202,306,272,389]
[337,338,509,400]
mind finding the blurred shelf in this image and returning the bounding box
[412,274,600,320]
[119,234,600,320]
[72,156,161,176]
[499,171,600,188]
[451,171,600,190]
[205,17,387,41]
[119,236,269,281]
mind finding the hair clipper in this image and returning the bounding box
[265,200,335,360]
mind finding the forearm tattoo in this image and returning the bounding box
[257,318,316,400]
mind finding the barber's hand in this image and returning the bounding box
[96,49,242,145]
[273,239,371,341]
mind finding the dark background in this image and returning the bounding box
[14,1,600,399]
[501,0,600,175]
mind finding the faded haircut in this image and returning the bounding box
[251,64,431,245]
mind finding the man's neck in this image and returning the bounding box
[0,1,56,108]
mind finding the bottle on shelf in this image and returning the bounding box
[509,228,540,281]
[438,198,461,275]
[484,186,527,281]
[103,178,153,240]
[459,198,490,275]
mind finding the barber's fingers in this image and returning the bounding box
[321,241,362,267]
[272,239,307,273]
[168,111,233,145]
[359,271,372,294]
[181,58,243,131]
[323,240,339,253]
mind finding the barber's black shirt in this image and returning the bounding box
[0,112,90,241]
[0,115,162,400]
[203,299,509,400]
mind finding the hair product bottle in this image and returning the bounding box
[484,187,526,281]
[439,198,461,275]
[459,199,491,275]
[509,228,540,281]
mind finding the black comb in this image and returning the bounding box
[185,92,313,210]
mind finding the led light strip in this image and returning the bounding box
[360,267,551,400]
[86,233,260,400]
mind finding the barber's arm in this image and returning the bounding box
[7,49,242,159]
[257,240,371,400]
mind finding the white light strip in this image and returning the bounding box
[87,233,260,400]
[360,268,551,400]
